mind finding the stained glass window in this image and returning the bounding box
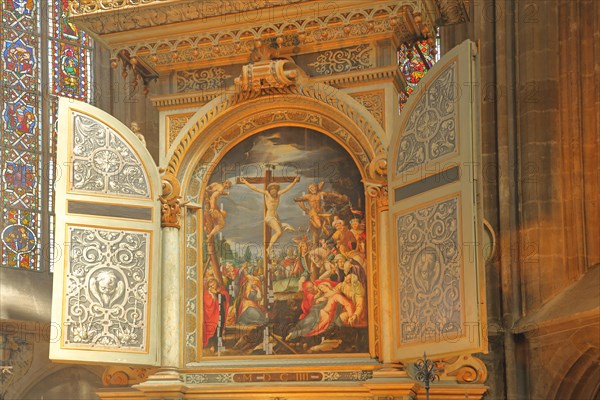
[49,0,92,102]
[1,0,93,271]
[398,36,440,112]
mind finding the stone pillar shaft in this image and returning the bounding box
[161,226,180,368]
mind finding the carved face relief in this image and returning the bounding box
[90,269,125,308]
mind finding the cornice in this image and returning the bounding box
[151,65,406,111]
[69,0,306,33]
[150,91,221,111]
[73,0,439,73]
[313,65,406,93]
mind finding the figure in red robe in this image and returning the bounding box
[203,278,229,349]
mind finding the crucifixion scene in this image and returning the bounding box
[201,127,368,357]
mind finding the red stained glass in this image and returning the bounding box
[53,41,89,98]
[52,0,88,44]
[2,90,41,151]
[2,0,39,31]
[49,0,92,101]
[2,148,39,209]
[2,33,39,90]
[398,40,437,113]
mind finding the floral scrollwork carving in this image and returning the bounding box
[365,182,388,209]
[436,354,488,384]
[161,173,182,229]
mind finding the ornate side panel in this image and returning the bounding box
[395,195,462,344]
[63,227,150,351]
[70,113,150,197]
[387,40,486,360]
[50,98,161,365]
[394,64,458,176]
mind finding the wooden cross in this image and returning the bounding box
[236,164,295,309]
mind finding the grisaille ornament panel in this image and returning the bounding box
[63,226,150,351]
[395,196,462,344]
[71,113,150,198]
[175,67,232,93]
[395,63,458,176]
[305,44,374,76]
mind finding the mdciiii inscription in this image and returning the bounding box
[233,372,323,382]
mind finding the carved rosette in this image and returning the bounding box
[161,173,183,229]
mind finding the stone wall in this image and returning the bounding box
[441,0,600,398]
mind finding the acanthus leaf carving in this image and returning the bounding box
[176,67,231,93]
[349,90,385,128]
[440,354,488,384]
[161,173,183,229]
[365,181,388,209]
[367,155,388,180]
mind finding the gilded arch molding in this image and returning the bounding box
[164,83,388,189]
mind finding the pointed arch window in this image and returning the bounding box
[1,0,93,271]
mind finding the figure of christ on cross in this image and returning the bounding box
[238,172,300,256]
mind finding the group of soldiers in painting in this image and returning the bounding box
[202,175,368,355]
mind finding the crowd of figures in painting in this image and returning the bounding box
[200,127,370,357]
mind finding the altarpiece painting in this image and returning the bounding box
[199,127,369,357]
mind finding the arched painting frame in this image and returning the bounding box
[197,126,370,359]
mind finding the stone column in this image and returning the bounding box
[160,226,180,368]
[373,186,393,362]
[159,175,183,369]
